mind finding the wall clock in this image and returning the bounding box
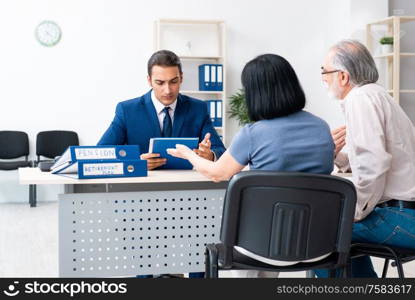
[35,20,62,47]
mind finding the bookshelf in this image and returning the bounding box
[367,16,415,104]
[154,19,227,144]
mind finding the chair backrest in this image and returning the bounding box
[36,130,79,159]
[0,131,29,159]
[220,171,356,266]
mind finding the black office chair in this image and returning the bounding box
[350,243,415,278]
[0,131,31,170]
[30,130,79,207]
[0,131,32,206]
[36,130,79,165]
[205,171,357,278]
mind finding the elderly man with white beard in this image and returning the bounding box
[318,39,415,277]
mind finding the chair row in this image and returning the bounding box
[0,130,79,207]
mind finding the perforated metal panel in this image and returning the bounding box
[59,189,225,277]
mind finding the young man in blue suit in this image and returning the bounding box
[98,50,225,278]
[98,50,225,170]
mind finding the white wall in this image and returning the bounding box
[0,0,387,203]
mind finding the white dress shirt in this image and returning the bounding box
[335,83,415,221]
[151,91,177,132]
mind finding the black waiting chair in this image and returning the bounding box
[0,131,31,170]
[205,171,357,278]
[0,131,32,206]
[30,130,79,207]
[350,243,415,278]
[35,130,79,165]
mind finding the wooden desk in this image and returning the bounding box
[19,167,227,277]
[19,167,224,185]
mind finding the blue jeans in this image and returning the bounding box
[188,272,204,278]
[316,206,415,278]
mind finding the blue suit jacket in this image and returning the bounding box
[98,90,226,158]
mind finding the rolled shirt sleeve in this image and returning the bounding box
[334,151,351,173]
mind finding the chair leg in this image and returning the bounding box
[381,247,404,278]
[205,244,219,278]
[305,270,315,278]
[29,184,37,207]
[29,185,33,206]
[205,248,211,278]
[381,259,390,278]
[395,259,405,279]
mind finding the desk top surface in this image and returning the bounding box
[18,167,217,185]
[19,167,351,185]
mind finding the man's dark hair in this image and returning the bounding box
[241,54,306,122]
[147,50,182,76]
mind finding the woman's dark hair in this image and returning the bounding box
[147,50,182,76]
[241,54,306,121]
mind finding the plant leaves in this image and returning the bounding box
[228,89,251,126]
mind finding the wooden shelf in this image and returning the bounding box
[368,16,415,25]
[181,90,223,95]
[374,52,415,59]
[179,56,223,61]
[155,19,227,144]
[158,19,224,25]
[367,16,415,104]
[374,53,393,58]
[387,90,415,94]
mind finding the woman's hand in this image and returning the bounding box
[167,144,193,160]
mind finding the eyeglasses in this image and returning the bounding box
[321,67,342,75]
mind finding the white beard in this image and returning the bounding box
[323,81,341,100]
[327,89,339,100]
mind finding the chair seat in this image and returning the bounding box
[0,160,30,170]
[222,246,341,272]
[351,243,415,262]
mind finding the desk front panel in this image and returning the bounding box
[59,188,225,277]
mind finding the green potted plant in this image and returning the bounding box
[228,89,251,126]
[380,36,393,54]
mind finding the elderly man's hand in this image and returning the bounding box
[194,133,214,161]
[332,125,346,156]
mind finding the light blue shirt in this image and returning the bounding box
[229,111,334,174]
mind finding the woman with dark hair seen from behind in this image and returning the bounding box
[168,54,335,277]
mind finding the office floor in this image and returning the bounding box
[0,202,414,278]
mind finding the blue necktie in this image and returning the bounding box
[161,106,172,137]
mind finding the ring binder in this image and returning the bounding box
[51,145,141,171]
[53,159,147,179]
